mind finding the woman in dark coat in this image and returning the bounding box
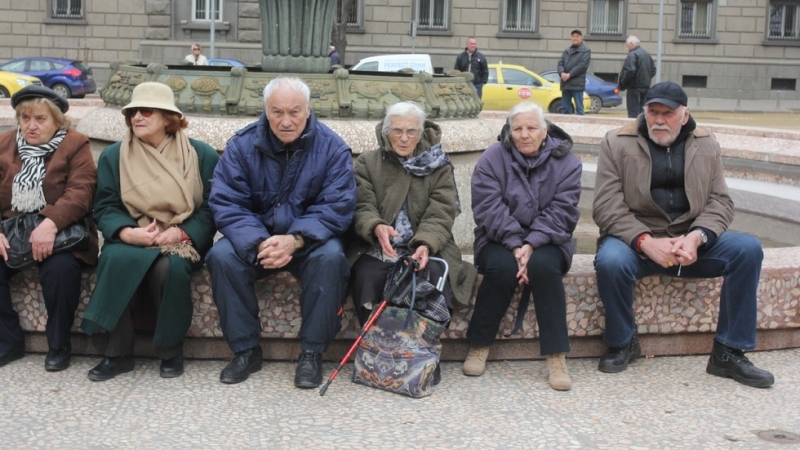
[464,102,582,391]
[81,82,218,381]
[347,101,477,383]
[0,85,97,371]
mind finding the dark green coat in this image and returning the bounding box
[346,121,477,305]
[81,138,219,346]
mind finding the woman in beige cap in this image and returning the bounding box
[0,85,97,372]
[81,82,218,381]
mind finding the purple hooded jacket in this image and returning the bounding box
[471,121,582,270]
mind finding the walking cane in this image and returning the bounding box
[319,256,418,396]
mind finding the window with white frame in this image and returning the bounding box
[678,1,714,38]
[416,0,449,31]
[589,0,624,36]
[768,1,799,40]
[503,0,537,33]
[336,0,363,28]
[51,0,83,19]
[194,0,223,22]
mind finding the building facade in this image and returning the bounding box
[1,0,798,100]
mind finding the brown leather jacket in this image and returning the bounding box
[0,128,98,265]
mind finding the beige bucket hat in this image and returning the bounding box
[121,82,184,118]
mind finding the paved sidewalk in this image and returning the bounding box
[2,348,798,448]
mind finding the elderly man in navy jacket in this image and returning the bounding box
[206,77,356,388]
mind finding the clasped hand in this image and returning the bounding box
[641,233,701,269]
[119,218,183,248]
[257,235,295,269]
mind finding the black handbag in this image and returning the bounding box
[1,213,92,270]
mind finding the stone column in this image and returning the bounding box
[259,0,335,73]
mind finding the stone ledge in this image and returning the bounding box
[13,249,800,360]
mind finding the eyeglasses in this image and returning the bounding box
[126,107,155,118]
[193,47,201,51]
[389,128,420,138]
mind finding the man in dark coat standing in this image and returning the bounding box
[557,29,591,115]
[454,37,489,98]
[618,35,656,118]
[328,44,341,67]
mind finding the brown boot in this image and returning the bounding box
[462,345,490,376]
[546,353,572,391]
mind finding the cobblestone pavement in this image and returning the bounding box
[2,348,798,449]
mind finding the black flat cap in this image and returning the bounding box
[11,85,69,113]
[644,81,688,110]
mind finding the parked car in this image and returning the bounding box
[208,58,246,67]
[0,71,43,98]
[0,57,96,99]
[540,70,622,114]
[350,54,434,74]
[483,63,590,113]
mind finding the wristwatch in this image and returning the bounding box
[696,229,708,246]
[292,234,304,249]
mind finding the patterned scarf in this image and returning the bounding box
[399,143,461,214]
[12,127,67,213]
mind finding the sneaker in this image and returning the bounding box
[598,335,641,373]
[462,344,489,376]
[706,340,774,388]
[294,350,323,388]
[546,352,572,391]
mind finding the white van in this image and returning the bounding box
[350,54,434,74]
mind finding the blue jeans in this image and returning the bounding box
[206,237,349,354]
[593,232,762,350]
[474,83,483,99]
[561,89,585,115]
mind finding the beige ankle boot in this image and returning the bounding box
[546,353,572,391]
[462,345,490,376]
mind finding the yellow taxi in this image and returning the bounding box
[483,63,591,113]
[0,71,43,98]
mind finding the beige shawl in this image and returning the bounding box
[119,129,203,262]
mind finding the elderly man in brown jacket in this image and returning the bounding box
[592,81,774,388]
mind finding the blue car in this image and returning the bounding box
[540,70,622,114]
[0,57,96,99]
[208,58,246,67]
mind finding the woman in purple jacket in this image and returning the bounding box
[463,102,582,391]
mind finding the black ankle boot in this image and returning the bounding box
[706,340,774,388]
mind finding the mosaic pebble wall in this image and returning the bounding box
[10,249,799,341]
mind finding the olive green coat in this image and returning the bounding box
[346,121,477,305]
[81,139,219,347]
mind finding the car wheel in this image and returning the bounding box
[51,83,71,98]
[589,95,602,114]
[548,100,563,114]
[0,86,9,98]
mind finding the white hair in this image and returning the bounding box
[263,77,310,107]
[626,35,640,46]
[381,101,426,137]
[507,101,546,129]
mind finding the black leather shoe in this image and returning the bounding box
[220,346,262,384]
[433,363,442,386]
[160,355,184,378]
[598,335,641,373]
[87,356,134,381]
[706,340,774,388]
[0,347,24,368]
[294,350,322,388]
[45,346,71,372]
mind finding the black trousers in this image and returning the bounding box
[350,254,453,327]
[466,242,570,356]
[104,256,181,360]
[0,252,82,352]
[626,87,649,118]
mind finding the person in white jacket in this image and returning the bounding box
[184,44,209,66]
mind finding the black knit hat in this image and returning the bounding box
[11,85,69,113]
